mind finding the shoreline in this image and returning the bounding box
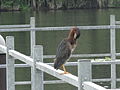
[0,7,120,12]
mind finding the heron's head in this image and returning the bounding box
[68,27,80,40]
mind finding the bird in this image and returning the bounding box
[54,27,80,74]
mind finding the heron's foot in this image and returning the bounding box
[60,71,71,75]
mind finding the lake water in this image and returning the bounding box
[0,8,120,90]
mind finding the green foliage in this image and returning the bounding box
[113,0,120,7]
[0,0,120,11]
[0,0,30,10]
[20,4,29,10]
[1,1,14,8]
[13,0,30,10]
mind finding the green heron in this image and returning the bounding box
[54,27,80,74]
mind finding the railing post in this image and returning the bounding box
[110,15,116,89]
[30,17,36,90]
[6,36,15,90]
[30,17,36,57]
[31,45,44,90]
[78,60,92,90]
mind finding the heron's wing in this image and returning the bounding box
[56,39,71,59]
[54,39,71,68]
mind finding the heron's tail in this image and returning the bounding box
[54,59,60,70]
[54,64,58,70]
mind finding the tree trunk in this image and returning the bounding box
[32,0,36,10]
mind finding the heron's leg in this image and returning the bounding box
[62,65,67,72]
[61,65,70,74]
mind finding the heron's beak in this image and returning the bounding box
[74,33,77,39]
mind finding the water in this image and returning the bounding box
[0,9,120,89]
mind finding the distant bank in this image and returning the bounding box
[0,0,120,11]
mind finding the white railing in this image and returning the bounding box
[83,82,107,90]
[0,14,120,90]
[0,43,110,90]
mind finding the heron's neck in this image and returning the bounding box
[67,38,76,45]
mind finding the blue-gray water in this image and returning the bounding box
[0,9,120,89]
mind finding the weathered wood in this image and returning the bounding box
[6,36,15,90]
[83,81,107,90]
[78,60,92,90]
[32,45,44,90]
[110,15,116,89]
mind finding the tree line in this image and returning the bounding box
[0,0,119,11]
